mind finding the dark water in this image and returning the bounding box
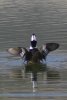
[0,0,67,99]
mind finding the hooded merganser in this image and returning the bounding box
[29,34,38,53]
[7,34,59,63]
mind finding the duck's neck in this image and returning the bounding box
[29,46,37,50]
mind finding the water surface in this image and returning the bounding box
[0,0,67,100]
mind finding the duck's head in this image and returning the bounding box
[30,34,37,48]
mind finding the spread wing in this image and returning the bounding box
[40,43,59,60]
[45,43,59,52]
[7,47,27,57]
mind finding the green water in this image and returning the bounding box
[0,0,67,99]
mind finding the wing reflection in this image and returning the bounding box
[9,63,60,91]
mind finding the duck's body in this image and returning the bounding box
[7,34,60,89]
[7,34,59,64]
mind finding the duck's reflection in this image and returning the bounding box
[10,63,60,89]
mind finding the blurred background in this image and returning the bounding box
[0,0,67,50]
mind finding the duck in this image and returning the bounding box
[7,34,59,64]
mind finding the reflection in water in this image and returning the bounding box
[10,69,23,79]
[0,52,67,99]
[47,68,60,80]
[25,62,47,90]
[9,63,60,91]
[25,62,47,73]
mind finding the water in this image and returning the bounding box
[0,0,67,99]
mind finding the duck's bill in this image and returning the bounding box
[46,43,59,52]
[7,47,22,56]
